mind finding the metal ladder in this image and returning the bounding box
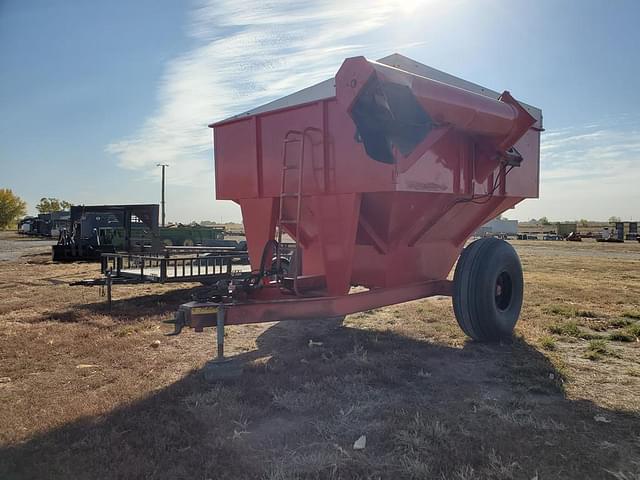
[276,127,321,295]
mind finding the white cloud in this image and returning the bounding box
[106,0,432,221]
[106,0,411,187]
[512,119,640,221]
[107,0,639,223]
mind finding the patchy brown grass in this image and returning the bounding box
[0,232,639,479]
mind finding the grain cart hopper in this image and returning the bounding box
[171,54,542,362]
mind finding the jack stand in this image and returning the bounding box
[216,306,225,360]
[203,306,243,381]
[106,269,112,313]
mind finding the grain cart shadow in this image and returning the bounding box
[1,320,639,480]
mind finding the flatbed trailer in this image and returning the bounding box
[100,251,252,284]
[71,242,297,298]
[70,249,254,314]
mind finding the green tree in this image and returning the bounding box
[0,189,27,229]
[539,216,550,225]
[578,218,589,227]
[608,216,621,223]
[36,197,72,213]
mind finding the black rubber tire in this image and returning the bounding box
[452,238,523,341]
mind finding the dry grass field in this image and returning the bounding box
[1,231,639,479]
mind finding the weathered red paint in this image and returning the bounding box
[186,279,453,330]
[209,56,540,320]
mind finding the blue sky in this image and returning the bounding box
[1,0,639,222]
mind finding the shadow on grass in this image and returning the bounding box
[1,319,639,479]
[37,285,213,324]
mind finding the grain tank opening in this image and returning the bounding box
[349,74,433,164]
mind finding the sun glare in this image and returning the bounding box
[391,0,440,15]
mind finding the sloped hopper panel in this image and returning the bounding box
[350,74,433,164]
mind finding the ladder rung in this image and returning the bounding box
[284,139,302,144]
[283,165,298,170]
[281,193,299,197]
[280,220,297,224]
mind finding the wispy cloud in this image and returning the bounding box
[106,0,418,186]
[109,0,638,222]
[513,117,640,221]
[540,121,640,183]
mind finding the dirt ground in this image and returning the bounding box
[0,234,56,262]
[0,231,639,479]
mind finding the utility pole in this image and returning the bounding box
[157,163,169,227]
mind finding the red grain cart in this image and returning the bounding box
[171,54,542,362]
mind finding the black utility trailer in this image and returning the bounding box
[52,204,161,261]
[70,243,299,316]
[71,248,254,314]
[100,248,251,284]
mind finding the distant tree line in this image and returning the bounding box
[0,193,74,230]
[36,197,72,213]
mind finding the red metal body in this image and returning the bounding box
[211,56,540,309]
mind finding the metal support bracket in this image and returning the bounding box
[215,305,225,361]
[106,269,112,313]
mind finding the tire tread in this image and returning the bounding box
[452,238,523,342]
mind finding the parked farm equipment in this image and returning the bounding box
[565,231,582,242]
[18,217,37,235]
[597,223,625,243]
[52,204,162,261]
[53,204,232,261]
[159,223,227,246]
[18,212,70,237]
[169,54,542,365]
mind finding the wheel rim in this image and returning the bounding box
[495,271,513,311]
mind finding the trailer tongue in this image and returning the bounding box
[170,54,542,364]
